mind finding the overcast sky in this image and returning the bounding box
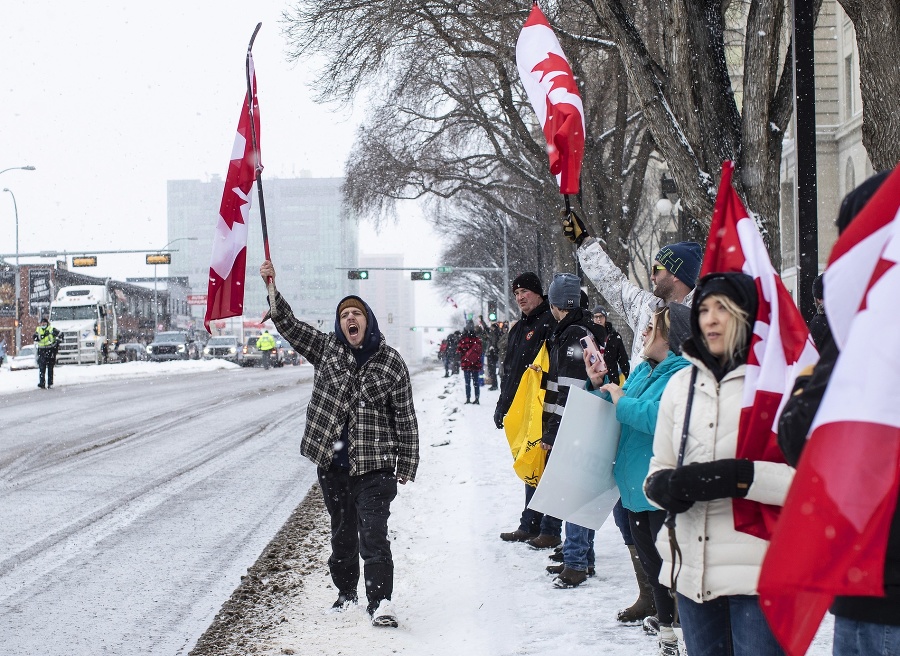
[1,1,459,329]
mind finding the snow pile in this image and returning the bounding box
[0,359,241,396]
[260,371,833,655]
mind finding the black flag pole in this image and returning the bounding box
[245,22,278,318]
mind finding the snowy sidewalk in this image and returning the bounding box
[266,367,833,655]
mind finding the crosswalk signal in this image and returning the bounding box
[410,271,432,281]
[487,301,498,322]
[348,270,369,280]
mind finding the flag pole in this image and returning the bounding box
[245,22,277,319]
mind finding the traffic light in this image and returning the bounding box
[487,301,498,322]
[348,270,369,280]
[410,271,432,281]
[146,253,172,265]
[72,256,98,267]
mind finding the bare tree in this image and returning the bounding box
[282,0,655,278]
[837,0,900,171]
[579,0,805,267]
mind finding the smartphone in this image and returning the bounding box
[580,335,604,366]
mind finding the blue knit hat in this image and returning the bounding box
[655,241,703,289]
[548,273,582,310]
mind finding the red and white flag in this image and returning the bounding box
[515,3,585,195]
[204,55,261,332]
[701,161,819,540]
[759,166,900,656]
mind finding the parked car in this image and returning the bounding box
[203,335,243,364]
[8,345,39,371]
[147,331,200,362]
[118,343,149,362]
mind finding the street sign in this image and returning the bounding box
[72,256,98,267]
[146,253,172,265]
[186,294,208,306]
[435,266,453,273]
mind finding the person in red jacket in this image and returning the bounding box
[457,321,483,405]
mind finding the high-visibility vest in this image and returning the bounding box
[256,333,276,351]
[36,325,58,348]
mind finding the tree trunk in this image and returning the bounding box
[839,0,900,171]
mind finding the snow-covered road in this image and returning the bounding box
[0,362,318,655]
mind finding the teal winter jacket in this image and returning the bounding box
[590,351,689,512]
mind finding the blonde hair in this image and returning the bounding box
[703,293,750,366]
[651,307,671,345]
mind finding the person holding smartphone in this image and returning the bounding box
[586,307,690,652]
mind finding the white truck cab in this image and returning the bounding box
[49,285,118,364]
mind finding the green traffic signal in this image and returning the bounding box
[348,270,369,280]
[487,301,498,322]
[410,271,432,281]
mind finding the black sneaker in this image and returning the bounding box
[368,599,398,628]
[331,591,358,610]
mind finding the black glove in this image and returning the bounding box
[668,459,755,502]
[645,469,695,514]
[493,407,504,430]
[560,209,589,247]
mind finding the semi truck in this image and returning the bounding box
[49,285,118,365]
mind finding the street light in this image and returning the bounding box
[0,167,35,352]
[153,237,197,331]
[2,188,22,351]
[0,165,36,176]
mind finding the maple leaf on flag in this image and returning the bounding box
[701,161,818,540]
[204,54,261,332]
[515,4,585,195]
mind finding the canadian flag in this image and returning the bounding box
[759,166,900,656]
[701,161,819,540]
[515,3,585,195]
[204,55,261,332]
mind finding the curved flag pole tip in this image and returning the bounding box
[245,22,278,319]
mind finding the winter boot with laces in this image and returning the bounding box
[546,563,595,577]
[500,529,538,542]
[526,534,562,549]
[617,545,657,623]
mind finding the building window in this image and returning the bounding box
[780,180,796,269]
[845,158,856,197]
[844,54,855,119]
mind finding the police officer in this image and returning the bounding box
[34,317,60,389]
[255,330,277,369]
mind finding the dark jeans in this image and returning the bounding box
[464,369,480,401]
[520,479,562,537]
[833,616,900,655]
[261,349,272,369]
[37,348,56,387]
[612,497,634,546]
[629,509,674,625]
[317,465,397,604]
[676,593,785,656]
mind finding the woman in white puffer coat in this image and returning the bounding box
[644,273,795,656]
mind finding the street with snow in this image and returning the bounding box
[0,360,833,655]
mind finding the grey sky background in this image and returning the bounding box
[2,1,458,329]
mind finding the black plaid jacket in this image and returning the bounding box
[271,292,419,481]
